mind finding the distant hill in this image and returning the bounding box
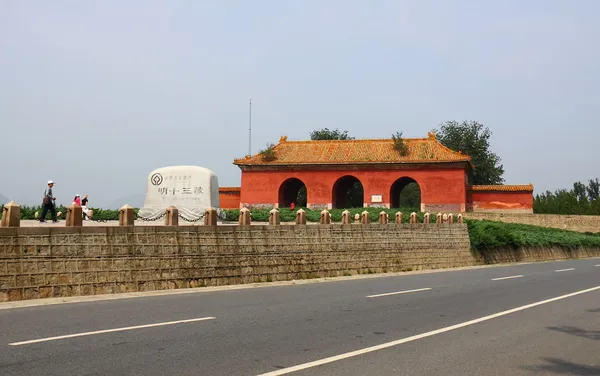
[108,194,145,209]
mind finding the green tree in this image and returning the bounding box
[310,128,354,141]
[397,183,421,209]
[310,128,361,207]
[432,121,505,185]
[587,178,600,201]
[296,186,307,207]
[533,178,600,215]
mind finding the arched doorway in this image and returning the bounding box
[390,177,421,209]
[332,175,364,208]
[278,178,307,208]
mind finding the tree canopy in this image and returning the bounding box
[310,128,354,141]
[535,178,600,215]
[432,121,505,185]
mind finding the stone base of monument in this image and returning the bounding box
[137,165,227,223]
[138,207,227,222]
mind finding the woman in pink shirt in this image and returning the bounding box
[73,194,82,206]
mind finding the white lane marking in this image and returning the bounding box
[555,268,575,272]
[366,288,431,298]
[595,265,600,267]
[256,285,600,376]
[8,317,216,346]
[491,275,524,281]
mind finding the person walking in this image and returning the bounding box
[40,180,58,223]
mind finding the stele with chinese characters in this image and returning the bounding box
[138,166,225,221]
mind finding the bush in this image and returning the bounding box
[10,205,425,222]
[392,131,409,156]
[9,205,126,221]
[260,143,277,161]
[226,207,423,223]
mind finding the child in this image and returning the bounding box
[81,194,90,220]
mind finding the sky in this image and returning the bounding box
[1,0,599,208]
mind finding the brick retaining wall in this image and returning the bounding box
[2,224,599,302]
[0,224,473,302]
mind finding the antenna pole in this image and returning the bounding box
[248,97,252,156]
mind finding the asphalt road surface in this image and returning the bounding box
[1,258,599,376]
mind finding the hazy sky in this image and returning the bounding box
[1,0,599,208]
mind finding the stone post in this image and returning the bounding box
[423,212,431,224]
[354,214,360,224]
[447,213,454,224]
[442,213,449,224]
[410,212,418,224]
[239,207,251,226]
[119,204,135,226]
[165,206,179,226]
[436,213,442,224]
[269,208,280,225]
[341,210,351,224]
[204,208,218,226]
[457,214,464,224]
[296,209,307,225]
[65,203,83,227]
[395,212,403,224]
[379,211,388,224]
[320,209,331,225]
[361,210,370,224]
[1,201,20,228]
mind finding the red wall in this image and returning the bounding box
[468,191,533,213]
[219,188,241,209]
[240,168,467,211]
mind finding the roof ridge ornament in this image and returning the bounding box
[427,131,436,140]
[279,136,288,143]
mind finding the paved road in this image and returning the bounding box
[1,258,599,375]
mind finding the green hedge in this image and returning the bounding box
[4,205,139,221]
[7,206,425,223]
[226,207,424,223]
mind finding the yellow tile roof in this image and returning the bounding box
[470,184,534,192]
[234,133,472,166]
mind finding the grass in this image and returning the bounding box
[467,219,600,251]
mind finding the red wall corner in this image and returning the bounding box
[468,190,533,213]
[219,187,241,209]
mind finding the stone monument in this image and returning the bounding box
[138,166,226,222]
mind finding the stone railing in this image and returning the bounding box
[1,202,465,228]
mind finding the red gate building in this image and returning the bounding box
[223,133,533,213]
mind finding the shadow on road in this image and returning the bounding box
[547,326,600,341]
[523,358,600,375]
[589,308,600,313]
